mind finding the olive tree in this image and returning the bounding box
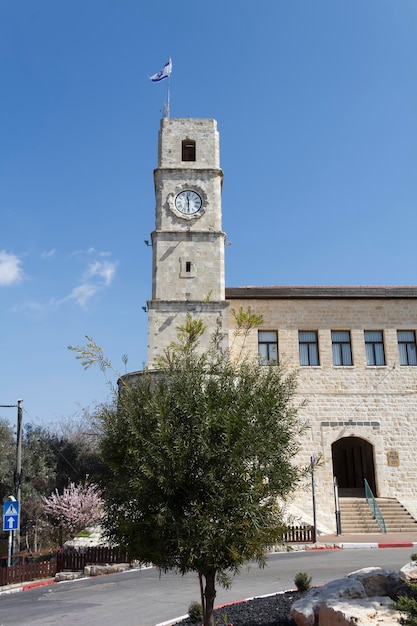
[77,317,307,626]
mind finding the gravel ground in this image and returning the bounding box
[175,579,413,626]
[176,590,306,626]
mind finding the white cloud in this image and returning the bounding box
[86,260,117,286]
[70,247,100,258]
[36,249,118,309]
[41,249,56,259]
[0,251,24,286]
[13,300,44,313]
[55,255,117,308]
[64,284,99,307]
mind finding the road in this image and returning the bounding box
[0,548,412,626]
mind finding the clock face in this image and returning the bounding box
[174,190,203,215]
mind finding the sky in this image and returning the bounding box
[1,0,416,427]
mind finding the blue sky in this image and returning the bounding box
[1,0,416,426]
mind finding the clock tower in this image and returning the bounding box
[147,118,229,365]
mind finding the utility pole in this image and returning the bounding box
[15,399,23,555]
[0,400,23,559]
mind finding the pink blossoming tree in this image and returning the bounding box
[42,482,104,545]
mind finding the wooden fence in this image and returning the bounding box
[0,559,57,586]
[0,546,130,586]
[283,525,316,543]
[56,546,130,572]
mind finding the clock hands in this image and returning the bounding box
[174,190,202,215]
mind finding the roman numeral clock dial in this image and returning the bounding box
[174,190,203,215]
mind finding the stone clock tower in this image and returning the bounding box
[147,118,229,365]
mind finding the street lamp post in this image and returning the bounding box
[334,475,342,535]
[310,455,318,542]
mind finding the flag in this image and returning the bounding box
[149,58,172,82]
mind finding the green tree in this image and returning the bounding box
[0,418,16,501]
[90,328,306,626]
[20,420,103,551]
[0,414,104,552]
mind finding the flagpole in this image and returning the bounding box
[167,71,171,118]
[150,58,171,118]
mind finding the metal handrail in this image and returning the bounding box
[364,479,386,533]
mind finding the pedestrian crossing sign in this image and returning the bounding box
[3,500,19,531]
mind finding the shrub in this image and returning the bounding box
[294,571,312,592]
[410,554,417,562]
[188,601,203,623]
[394,582,417,626]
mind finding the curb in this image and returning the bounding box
[0,578,56,595]
[22,578,57,591]
[0,564,153,597]
[339,542,417,550]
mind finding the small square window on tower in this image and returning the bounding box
[180,258,196,278]
[182,139,196,161]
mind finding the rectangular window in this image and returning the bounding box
[258,331,278,364]
[331,330,353,366]
[182,139,196,161]
[364,330,385,366]
[398,330,417,366]
[299,331,319,366]
[185,261,192,273]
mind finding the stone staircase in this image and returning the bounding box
[339,497,417,533]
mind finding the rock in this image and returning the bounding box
[291,567,406,626]
[319,596,399,626]
[347,566,402,598]
[399,562,417,584]
[84,563,131,577]
[54,571,84,582]
[290,578,366,626]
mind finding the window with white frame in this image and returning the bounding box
[299,331,319,366]
[397,330,417,366]
[364,330,385,366]
[331,330,353,366]
[258,331,278,364]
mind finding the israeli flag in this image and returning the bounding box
[150,58,172,82]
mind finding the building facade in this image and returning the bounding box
[226,286,417,532]
[145,117,417,533]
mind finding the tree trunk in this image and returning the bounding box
[201,569,217,626]
[199,572,206,617]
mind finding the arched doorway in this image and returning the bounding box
[331,437,376,497]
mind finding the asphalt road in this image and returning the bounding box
[0,548,412,626]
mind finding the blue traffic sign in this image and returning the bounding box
[3,501,19,532]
